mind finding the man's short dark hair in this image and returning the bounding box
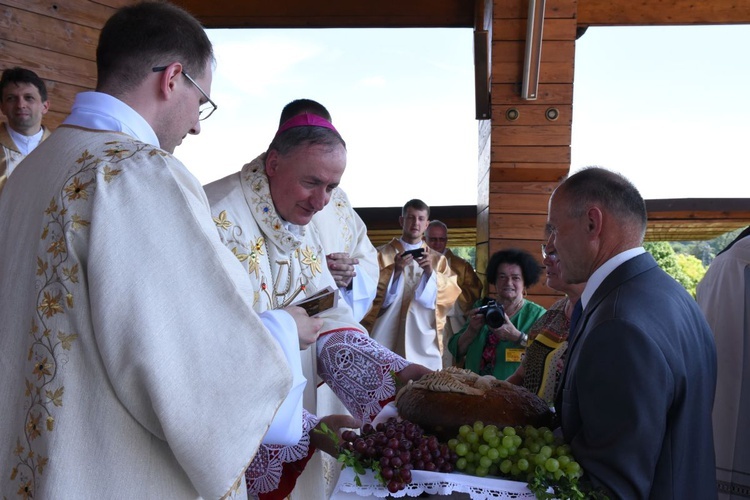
[563,166,647,234]
[402,199,430,217]
[267,126,345,157]
[486,248,542,288]
[279,99,332,126]
[0,67,48,101]
[96,1,213,95]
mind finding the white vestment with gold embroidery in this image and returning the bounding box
[205,156,410,498]
[365,239,461,371]
[0,126,295,499]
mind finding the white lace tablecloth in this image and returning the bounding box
[331,467,537,499]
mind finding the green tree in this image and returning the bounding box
[644,241,700,296]
[669,227,746,267]
[675,253,706,297]
[450,246,477,268]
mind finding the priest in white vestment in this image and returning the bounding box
[697,228,750,500]
[205,114,430,499]
[362,200,461,371]
[0,67,52,196]
[0,3,306,499]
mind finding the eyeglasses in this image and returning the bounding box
[152,66,217,121]
[541,243,558,261]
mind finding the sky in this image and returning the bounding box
[178,25,750,207]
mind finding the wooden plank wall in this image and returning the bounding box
[0,0,129,130]
[477,0,578,309]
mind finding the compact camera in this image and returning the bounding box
[477,299,505,329]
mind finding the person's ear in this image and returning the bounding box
[157,62,183,100]
[41,100,50,115]
[399,215,405,228]
[586,206,603,237]
[265,149,279,177]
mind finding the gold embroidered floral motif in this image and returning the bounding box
[35,257,48,276]
[75,150,94,164]
[300,246,322,276]
[103,147,127,159]
[32,359,52,380]
[70,214,90,230]
[25,413,42,440]
[213,210,232,230]
[44,198,58,216]
[57,332,78,350]
[62,264,79,283]
[46,237,66,258]
[102,166,122,183]
[37,292,63,318]
[17,480,32,499]
[46,387,64,406]
[63,177,93,201]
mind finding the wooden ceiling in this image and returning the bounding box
[173,0,750,29]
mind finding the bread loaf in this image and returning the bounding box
[395,367,553,441]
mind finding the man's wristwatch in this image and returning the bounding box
[516,332,528,347]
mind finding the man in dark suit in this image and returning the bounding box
[546,167,717,499]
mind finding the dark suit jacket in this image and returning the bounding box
[557,252,717,499]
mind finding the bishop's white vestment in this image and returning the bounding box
[204,156,410,498]
[309,186,379,498]
[312,186,379,322]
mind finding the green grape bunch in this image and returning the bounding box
[448,421,608,500]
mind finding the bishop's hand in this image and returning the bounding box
[283,305,323,350]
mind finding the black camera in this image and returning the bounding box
[402,248,425,259]
[477,299,505,329]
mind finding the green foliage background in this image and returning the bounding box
[643,227,743,297]
[450,246,477,268]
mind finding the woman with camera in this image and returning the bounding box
[448,248,546,379]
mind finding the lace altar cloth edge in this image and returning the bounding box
[332,467,538,499]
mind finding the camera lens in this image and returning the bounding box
[485,309,504,329]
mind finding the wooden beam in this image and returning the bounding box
[1,0,115,30]
[578,0,750,26]
[0,5,100,61]
[171,0,474,28]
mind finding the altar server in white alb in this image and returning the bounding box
[205,112,431,498]
[363,199,461,371]
[0,3,314,498]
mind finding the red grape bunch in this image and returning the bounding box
[339,417,458,494]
